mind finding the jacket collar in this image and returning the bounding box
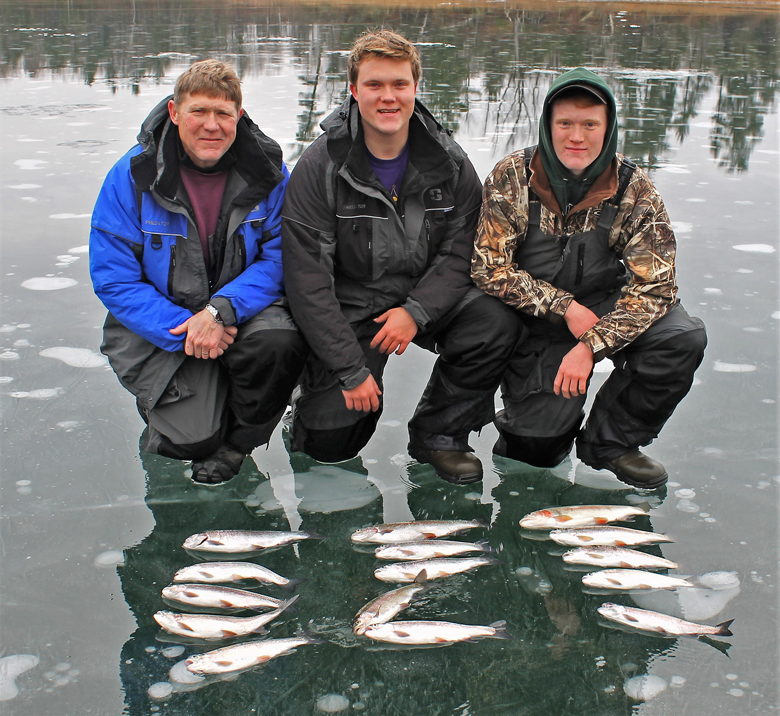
[321,96,457,188]
[130,95,285,207]
[529,148,619,217]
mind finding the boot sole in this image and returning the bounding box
[585,460,668,489]
[408,447,483,486]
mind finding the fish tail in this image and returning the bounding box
[303,530,327,540]
[282,578,307,593]
[282,594,301,612]
[475,539,495,552]
[474,518,490,530]
[715,619,734,637]
[300,629,326,645]
[489,620,513,640]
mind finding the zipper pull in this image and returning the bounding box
[425,218,430,241]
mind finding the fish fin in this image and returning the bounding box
[378,527,394,534]
[303,530,326,540]
[201,571,215,579]
[435,637,450,643]
[255,655,272,664]
[615,540,627,546]
[414,570,429,585]
[180,623,196,632]
[206,539,224,546]
[184,590,200,598]
[216,660,234,667]
[636,501,651,513]
[715,619,734,637]
[282,594,302,612]
[475,539,494,552]
[606,578,622,586]
[594,517,609,525]
[555,515,573,522]
[490,622,513,641]
[250,626,269,635]
[625,614,640,623]
[219,600,235,608]
[474,518,490,529]
[395,630,411,638]
[400,549,415,557]
[618,561,633,568]
[221,630,239,638]
[421,532,438,539]
[578,536,595,543]
[489,620,506,629]
[638,584,653,590]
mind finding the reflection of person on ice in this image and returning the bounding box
[282,30,520,486]
[90,60,307,484]
[473,68,707,488]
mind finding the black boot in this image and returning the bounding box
[584,449,668,489]
[408,446,483,485]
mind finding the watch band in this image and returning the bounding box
[205,303,223,323]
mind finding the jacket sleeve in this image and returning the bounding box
[282,142,369,386]
[210,163,289,326]
[578,169,677,359]
[471,151,574,322]
[401,157,482,328]
[90,155,193,353]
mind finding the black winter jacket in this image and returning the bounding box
[281,96,481,388]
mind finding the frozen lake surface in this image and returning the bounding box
[1,2,778,714]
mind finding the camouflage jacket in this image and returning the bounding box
[472,147,677,360]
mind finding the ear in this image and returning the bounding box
[414,82,418,95]
[349,84,358,101]
[168,99,179,126]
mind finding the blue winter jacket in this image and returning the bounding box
[90,96,288,353]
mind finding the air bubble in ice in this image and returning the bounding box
[732,244,775,253]
[148,682,173,700]
[624,674,667,701]
[317,694,350,712]
[94,550,124,568]
[465,492,480,501]
[728,689,744,697]
[670,676,686,687]
[713,361,756,373]
[161,646,185,659]
[9,388,65,399]
[169,660,203,685]
[68,245,89,254]
[0,351,19,361]
[699,572,740,590]
[0,654,40,701]
[676,500,700,513]
[21,277,78,291]
[674,488,695,499]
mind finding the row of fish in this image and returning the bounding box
[519,503,735,639]
[350,520,511,645]
[154,530,325,677]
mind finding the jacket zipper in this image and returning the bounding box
[575,244,585,286]
[167,244,177,296]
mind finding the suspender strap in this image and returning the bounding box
[523,145,541,226]
[596,157,636,231]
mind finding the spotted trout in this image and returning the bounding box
[549,526,672,547]
[519,504,648,530]
[363,620,511,645]
[351,520,486,545]
[597,602,734,638]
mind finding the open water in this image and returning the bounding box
[1,2,778,714]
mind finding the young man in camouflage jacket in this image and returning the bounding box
[472,67,707,488]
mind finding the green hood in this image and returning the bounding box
[538,67,618,214]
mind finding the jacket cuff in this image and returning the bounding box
[338,366,371,391]
[547,292,574,324]
[208,296,236,327]
[401,298,430,330]
[579,327,609,362]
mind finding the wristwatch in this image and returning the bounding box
[204,303,223,324]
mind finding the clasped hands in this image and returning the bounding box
[169,308,238,360]
[555,300,598,399]
[342,307,418,412]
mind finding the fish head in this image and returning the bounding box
[596,603,622,620]
[350,527,378,543]
[518,511,552,529]
[182,533,209,549]
[161,585,182,599]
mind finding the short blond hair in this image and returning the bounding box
[347,29,421,86]
[173,59,242,108]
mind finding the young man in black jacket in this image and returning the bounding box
[282,30,519,485]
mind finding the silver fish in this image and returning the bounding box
[172,562,303,591]
[582,569,694,591]
[185,634,323,675]
[363,619,511,645]
[562,547,678,571]
[519,504,648,530]
[374,556,501,583]
[597,602,734,637]
[351,520,486,545]
[353,582,426,636]
[161,584,287,613]
[549,526,672,547]
[374,539,494,561]
[183,529,323,555]
[153,595,298,640]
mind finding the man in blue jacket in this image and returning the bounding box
[90,59,308,484]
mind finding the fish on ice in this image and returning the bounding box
[172,562,303,591]
[161,584,288,612]
[374,556,501,583]
[597,602,734,637]
[183,529,323,555]
[374,539,494,561]
[353,582,427,636]
[363,619,511,645]
[185,634,324,675]
[519,504,648,530]
[582,569,694,591]
[549,526,672,547]
[351,519,486,545]
[562,547,678,570]
[153,596,298,640]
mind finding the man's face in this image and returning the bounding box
[350,57,417,146]
[168,93,242,169]
[550,99,608,177]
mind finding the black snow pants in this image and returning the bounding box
[289,289,522,463]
